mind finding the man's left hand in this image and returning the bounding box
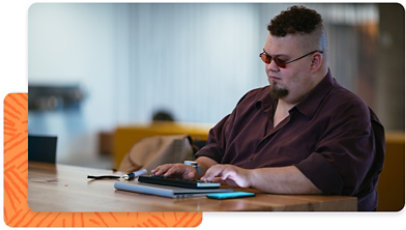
[201,164,252,188]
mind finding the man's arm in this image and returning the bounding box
[201,164,321,194]
[249,166,322,194]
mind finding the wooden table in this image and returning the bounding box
[28,162,357,211]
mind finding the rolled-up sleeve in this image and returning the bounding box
[195,114,232,162]
[296,100,374,196]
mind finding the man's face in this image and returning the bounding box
[263,34,316,104]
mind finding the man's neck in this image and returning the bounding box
[281,69,328,106]
[273,99,295,128]
[276,99,297,113]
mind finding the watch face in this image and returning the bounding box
[184,160,198,166]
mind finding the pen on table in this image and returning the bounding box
[122,169,148,180]
[87,169,147,180]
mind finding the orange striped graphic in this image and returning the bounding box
[3,93,202,227]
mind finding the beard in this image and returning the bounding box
[269,83,289,99]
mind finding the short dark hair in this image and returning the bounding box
[152,110,175,122]
[267,6,323,36]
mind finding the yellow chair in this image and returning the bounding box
[377,132,405,211]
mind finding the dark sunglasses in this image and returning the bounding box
[259,50,323,68]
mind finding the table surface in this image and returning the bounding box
[28,162,357,211]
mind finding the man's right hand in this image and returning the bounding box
[151,163,197,179]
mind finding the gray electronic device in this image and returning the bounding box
[114,181,233,198]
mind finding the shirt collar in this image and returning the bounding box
[255,86,275,113]
[294,69,335,118]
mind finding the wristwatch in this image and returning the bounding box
[184,160,202,177]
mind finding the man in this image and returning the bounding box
[152,5,384,211]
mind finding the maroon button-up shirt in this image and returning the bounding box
[196,71,384,211]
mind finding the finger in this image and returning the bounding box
[221,168,236,181]
[184,170,196,180]
[201,165,224,181]
[151,164,172,176]
[163,164,187,177]
[224,178,238,187]
[210,176,223,183]
[162,166,177,177]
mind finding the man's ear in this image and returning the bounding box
[310,53,322,73]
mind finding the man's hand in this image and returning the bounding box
[151,163,197,179]
[151,157,218,180]
[201,164,252,188]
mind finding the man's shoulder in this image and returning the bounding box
[327,83,369,113]
[331,84,366,104]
